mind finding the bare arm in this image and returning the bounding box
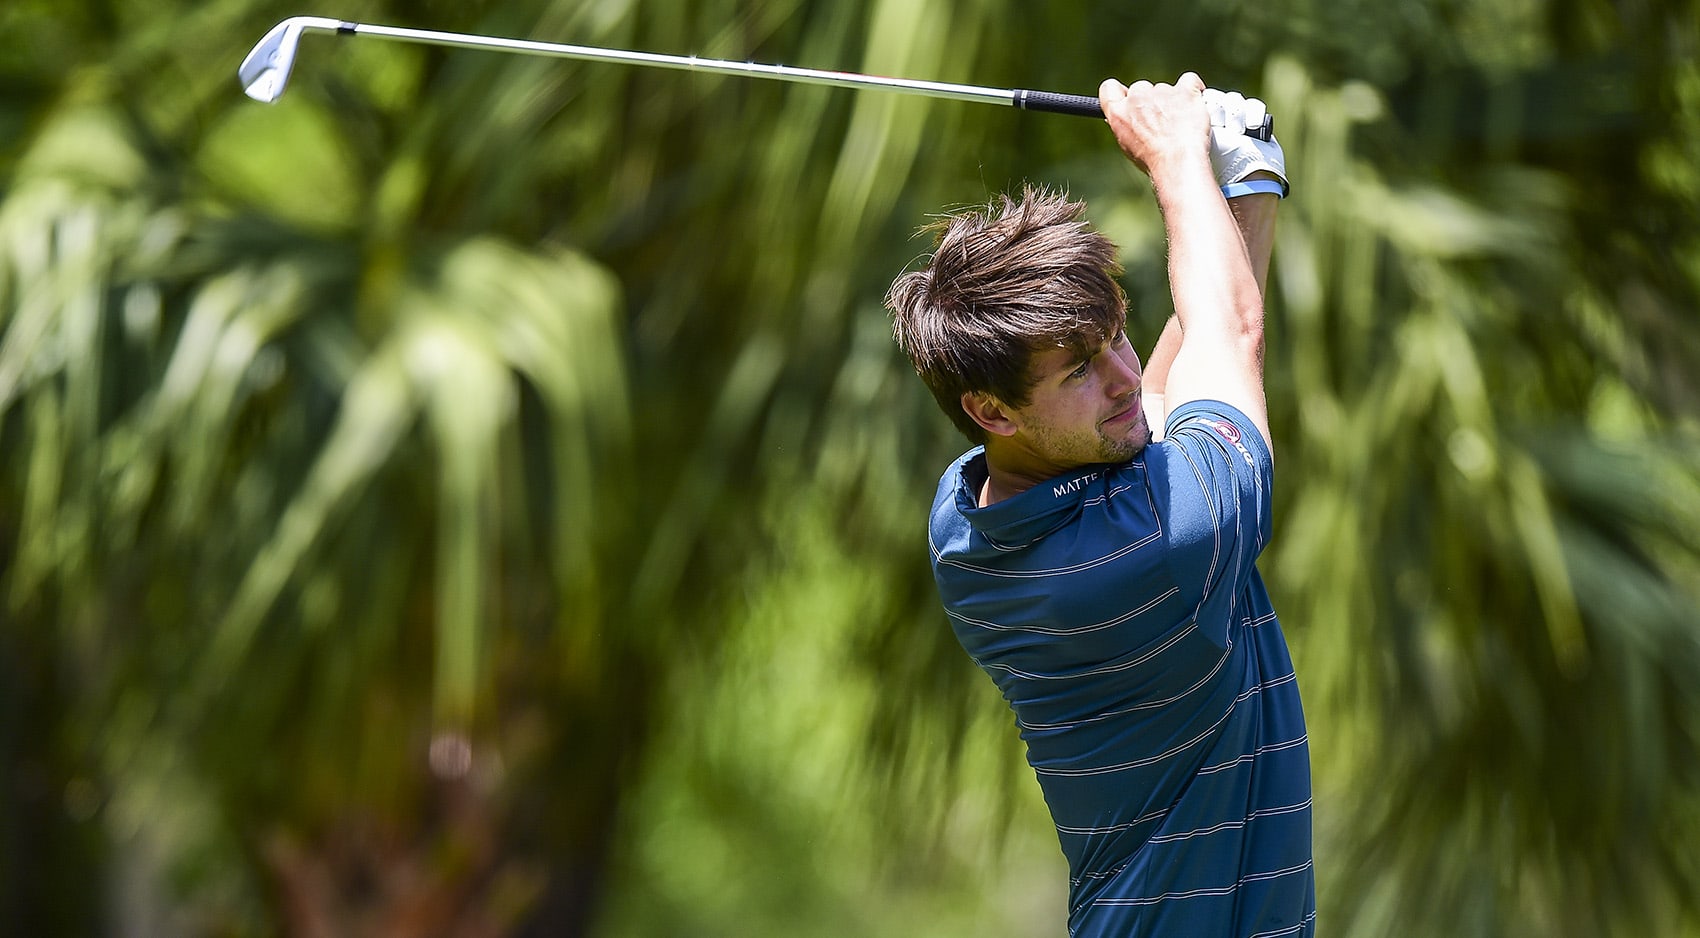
[1141,178,1277,439]
[1140,315,1182,439]
[1102,74,1273,451]
[1230,174,1279,295]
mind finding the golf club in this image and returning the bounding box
[239,16,1274,140]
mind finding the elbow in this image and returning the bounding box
[1231,301,1266,351]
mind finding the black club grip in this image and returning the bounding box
[1014,88,1275,141]
[1014,89,1105,118]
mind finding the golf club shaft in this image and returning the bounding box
[243,18,1274,138]
[344,20,1102,116]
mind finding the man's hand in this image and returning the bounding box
[1098,73,1212,180]
[1204,89,1288,195]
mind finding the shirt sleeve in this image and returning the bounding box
[1147,400,1275,647]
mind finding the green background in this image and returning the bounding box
[3,0,1699,934]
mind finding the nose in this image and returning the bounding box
[1104,345,1142,398]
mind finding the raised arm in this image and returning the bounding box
[1139,315,1182,440]
[1100,73,1272,450]
[1140,182,1277,439]
[1229,179,1280,294]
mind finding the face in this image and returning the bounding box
[1004,328,1150,470]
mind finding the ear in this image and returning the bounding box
[961,391,1020,438]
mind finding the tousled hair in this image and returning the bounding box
[886,185,1127,443]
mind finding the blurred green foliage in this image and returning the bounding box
[2,0,1699,935]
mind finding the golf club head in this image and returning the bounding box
[239,17,343,103]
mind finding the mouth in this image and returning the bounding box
[1102,396,1146,433]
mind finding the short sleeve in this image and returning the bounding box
[1146,401,1275,645]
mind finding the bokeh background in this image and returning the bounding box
[4,0,1699,935]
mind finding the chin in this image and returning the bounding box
[1121,429,1156,462]
[1099,437,1143,464]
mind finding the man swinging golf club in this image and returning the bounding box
[887,73,1313,937]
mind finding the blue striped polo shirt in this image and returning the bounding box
[929,401,1314,937]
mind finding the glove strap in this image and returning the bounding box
[1221,179,1288,200]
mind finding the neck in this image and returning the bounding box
[978,440,1068,507]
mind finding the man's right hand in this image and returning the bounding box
[1098,73,1213,182]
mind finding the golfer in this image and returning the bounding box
[887,73,1313,936]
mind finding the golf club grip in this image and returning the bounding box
[1016,89,1104,118]
[1015,89,1275,141]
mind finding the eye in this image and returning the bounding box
[1068,359,1090,380]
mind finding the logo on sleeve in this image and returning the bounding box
[1206,419,1241,444]
[1204,419,1256,467]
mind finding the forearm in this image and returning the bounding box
[1154,158,1264,350]
[1143,174,1276,442]
[1151,153,1273,449]
[1229,171,1280,295]
[1146,179,1275,393]
[1141,314,1182,438]
[1143,315,1182,392]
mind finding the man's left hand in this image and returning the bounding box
[1205,89,1288,196]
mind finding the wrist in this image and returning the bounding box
[1147,148,1217,195]
[1221,178,1287,200]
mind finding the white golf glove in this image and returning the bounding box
[1204,88,1288,197]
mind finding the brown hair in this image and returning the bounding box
[886,186,1127,443]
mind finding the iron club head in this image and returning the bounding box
[238,17,344,103]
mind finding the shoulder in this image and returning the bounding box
[1159,401,1273,478]
[1146,402,1277,598]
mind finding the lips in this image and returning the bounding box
[1103,394,1143,430]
